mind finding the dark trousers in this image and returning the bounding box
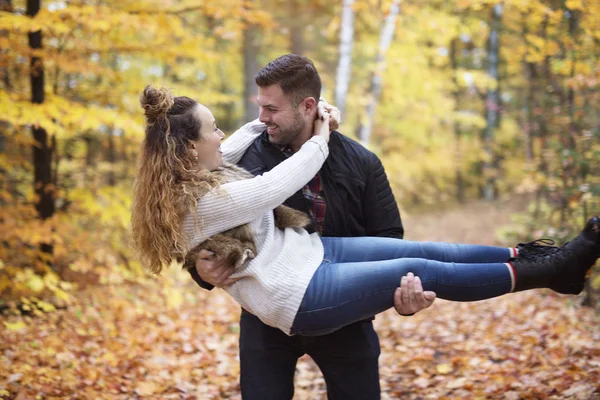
[239,309,381,400]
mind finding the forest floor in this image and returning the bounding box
[1,196,600,399]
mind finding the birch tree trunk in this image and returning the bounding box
[450,38,465,203]
[481,3,502,201]
[243,22,260,122]
[356,0,401,147]
[289,0,304,55]
[520,12,535,164]
[335,0,354,118]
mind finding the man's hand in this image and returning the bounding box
[194,250,240,288]
[393,272,436,316]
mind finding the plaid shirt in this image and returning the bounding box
[281,146,326,234]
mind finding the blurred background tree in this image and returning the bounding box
[0,0,599,310]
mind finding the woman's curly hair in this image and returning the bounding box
[131,86,220,274]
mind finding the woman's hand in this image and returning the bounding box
[313,110,331,143]
[318,99,341,132]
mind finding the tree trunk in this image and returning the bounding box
[0,0,11,88]
[82,134,94,186]
[0,0,12,154]
[481,3,502,201]
[28,0,55,263]
[335,0,354,118]
[243,21,260,122]
[289,0,304,55]
[120,132,129,182]
[523,62,536,163]
[106,129,117,186]
[450,38,465,203]
[520,12,535,163]
[566,7,579,151]
[356,0,401,146]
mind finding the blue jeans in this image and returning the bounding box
[291,237,513,336]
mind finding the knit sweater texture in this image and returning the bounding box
[182,119,329,334]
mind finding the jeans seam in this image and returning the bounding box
[421,278,512,287]
[296,287,396,315]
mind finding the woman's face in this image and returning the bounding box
[190,104,225,171]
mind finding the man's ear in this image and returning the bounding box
[302,97,317,116]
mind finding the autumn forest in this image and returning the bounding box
[1,0,600,398]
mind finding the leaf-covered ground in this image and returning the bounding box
[2,198,600,399]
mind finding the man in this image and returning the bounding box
[190,54,436,399]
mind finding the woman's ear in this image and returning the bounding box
[188,141,199,161]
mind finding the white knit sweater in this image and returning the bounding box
[182,119,329,335]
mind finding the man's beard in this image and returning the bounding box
[269,112,306,147]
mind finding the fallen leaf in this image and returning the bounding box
[3,320,26,331]
[436,363,453,375]
[136,381,160,396]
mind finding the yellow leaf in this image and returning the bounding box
[3,320,26,331]
[136,381,160,396]
[101,352,118,367]
[54,288,71,302]
[35,300,56,312]
[164,286,183,310]
[85,368,98,381]
[591,274,600,290]
[436,363,453,374]
[26,274,45,292]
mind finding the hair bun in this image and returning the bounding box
[140,85,174,124]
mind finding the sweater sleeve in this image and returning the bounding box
[221,119,266,164]
[184,136,329,250]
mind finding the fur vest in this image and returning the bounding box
[183,162,310,271]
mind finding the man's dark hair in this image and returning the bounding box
[255,54,322,107]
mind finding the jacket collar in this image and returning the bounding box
[258,130,341,151]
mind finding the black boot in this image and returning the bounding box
[512,216,600,294]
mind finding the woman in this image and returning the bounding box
[131,86,600,337]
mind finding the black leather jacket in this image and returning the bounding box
[189,130,404,289]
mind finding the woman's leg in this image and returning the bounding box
[291,257,512,336]
[294,217,600,336]
[320,237,515,265]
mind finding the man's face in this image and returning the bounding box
[257,84,306,148]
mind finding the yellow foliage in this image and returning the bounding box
[565,0,585,11]
[1,0,599,309]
